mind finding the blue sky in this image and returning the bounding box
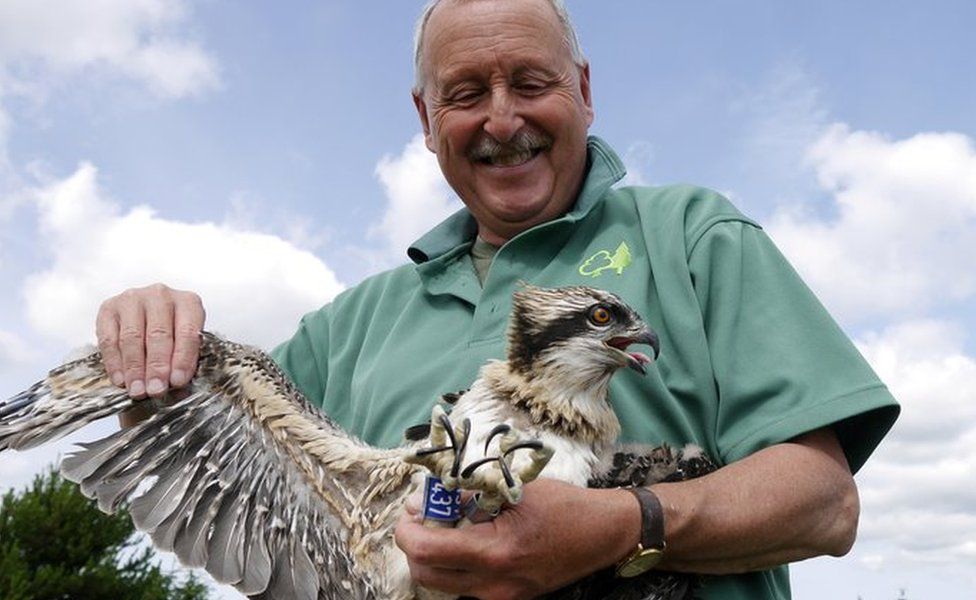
[1,1,974,598]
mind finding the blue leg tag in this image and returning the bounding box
[422,475,461,523]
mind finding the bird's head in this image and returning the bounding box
[507,285,660,380]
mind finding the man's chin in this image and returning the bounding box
[471,169,554,209]
[472,200,566,242]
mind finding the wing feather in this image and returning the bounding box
[0,332,419,599]
[129,455,199,532]
[267,539,318,600]
[206,485,247,584]
[176,481,222,568]
[0,358,134,450]
[150,453,212,552]
[238,473,274,595]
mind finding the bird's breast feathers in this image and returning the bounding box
[448,372,607,488]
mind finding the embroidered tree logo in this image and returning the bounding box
[578,242,633,278]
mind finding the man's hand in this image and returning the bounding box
[394,479,639,600]
[96,283,205,401]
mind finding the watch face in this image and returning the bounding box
[617,547,664,578]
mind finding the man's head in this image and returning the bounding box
[412,0,595,245]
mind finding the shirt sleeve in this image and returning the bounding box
[688,219,899,472]
[269,308,332,409]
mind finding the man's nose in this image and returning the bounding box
[482,87,524,143]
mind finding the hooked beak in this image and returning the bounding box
[606,327,660,375]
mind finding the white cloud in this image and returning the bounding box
[619,141,655,187]
[0,104,14,217]
[741,79,976,574]
[23,162,343,349]
[0,86,9,151]
[769,124,976,324]
[0,329,37,373]
[732,62,831,206]
[371,134,460,261]
[223,191,331,253]
[858,554,885,571]
[0,0,219,226]
[0,84,19,213]
[737,63,828,167]
[0,0,219,99]
[854,320,976,563]
[116,38,219,99]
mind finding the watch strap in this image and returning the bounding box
[630,486,665,551]
[615,486,666,578]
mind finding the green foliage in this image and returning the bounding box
[0,466,209,600]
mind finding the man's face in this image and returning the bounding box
[414,0,594,245]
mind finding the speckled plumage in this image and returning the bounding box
[0,285,714,600]
[2,334,407,599]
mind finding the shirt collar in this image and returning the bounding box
[407,135,627,265]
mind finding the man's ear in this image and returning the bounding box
[412,91,436,152]
[578,62,594,127]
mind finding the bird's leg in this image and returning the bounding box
[404,405,470,490]
[500,430,554,493]
[459,425,554,514]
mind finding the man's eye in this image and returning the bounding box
[515,82,547,94]
[449,90,482,104]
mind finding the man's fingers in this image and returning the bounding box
[115,293,148,398]
[95,307,125,387]
[406,563,474,596]
[95,284,205,404]
[170,292,204,387]
[403,489,423,517]
[144,289,176,397]
[395,518,473,593]
[396,515,495,569]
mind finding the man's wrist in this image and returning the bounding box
[600,487,645,566]
[615,486,666,577]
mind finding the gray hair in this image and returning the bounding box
[412,0,586,93]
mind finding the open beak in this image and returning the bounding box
[607,328,660,375]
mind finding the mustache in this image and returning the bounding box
[468,129,553,161]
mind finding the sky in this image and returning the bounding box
[0,1,974,598]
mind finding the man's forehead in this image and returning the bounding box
[422,0,569,75]
[424,0,564,50]
[426,0,559,24]
[433,53,562,88]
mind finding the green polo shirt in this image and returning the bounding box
[271,136,899,599]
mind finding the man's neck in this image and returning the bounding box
[470,236,499,285]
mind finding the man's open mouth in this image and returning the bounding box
[476,146,545,167]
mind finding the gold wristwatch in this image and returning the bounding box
[615,487,666,578]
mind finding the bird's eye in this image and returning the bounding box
[588,305,613,326]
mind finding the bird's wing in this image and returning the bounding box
[0,332,419,600]
[587,443,717,489]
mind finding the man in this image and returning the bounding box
[96,1,899,598]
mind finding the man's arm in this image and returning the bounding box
[653,426,858,573]
[394,426,857,600]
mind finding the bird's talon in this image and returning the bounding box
[460,456,496,480]
[484,423,511,453]
[406,406,471,488]
[449,418,471,478]
[498,454,516,488]
[451,426,554,513]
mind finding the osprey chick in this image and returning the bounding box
[0,285,707,600]
[416,285,660,505]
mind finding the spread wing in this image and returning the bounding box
[0,332,419,600]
